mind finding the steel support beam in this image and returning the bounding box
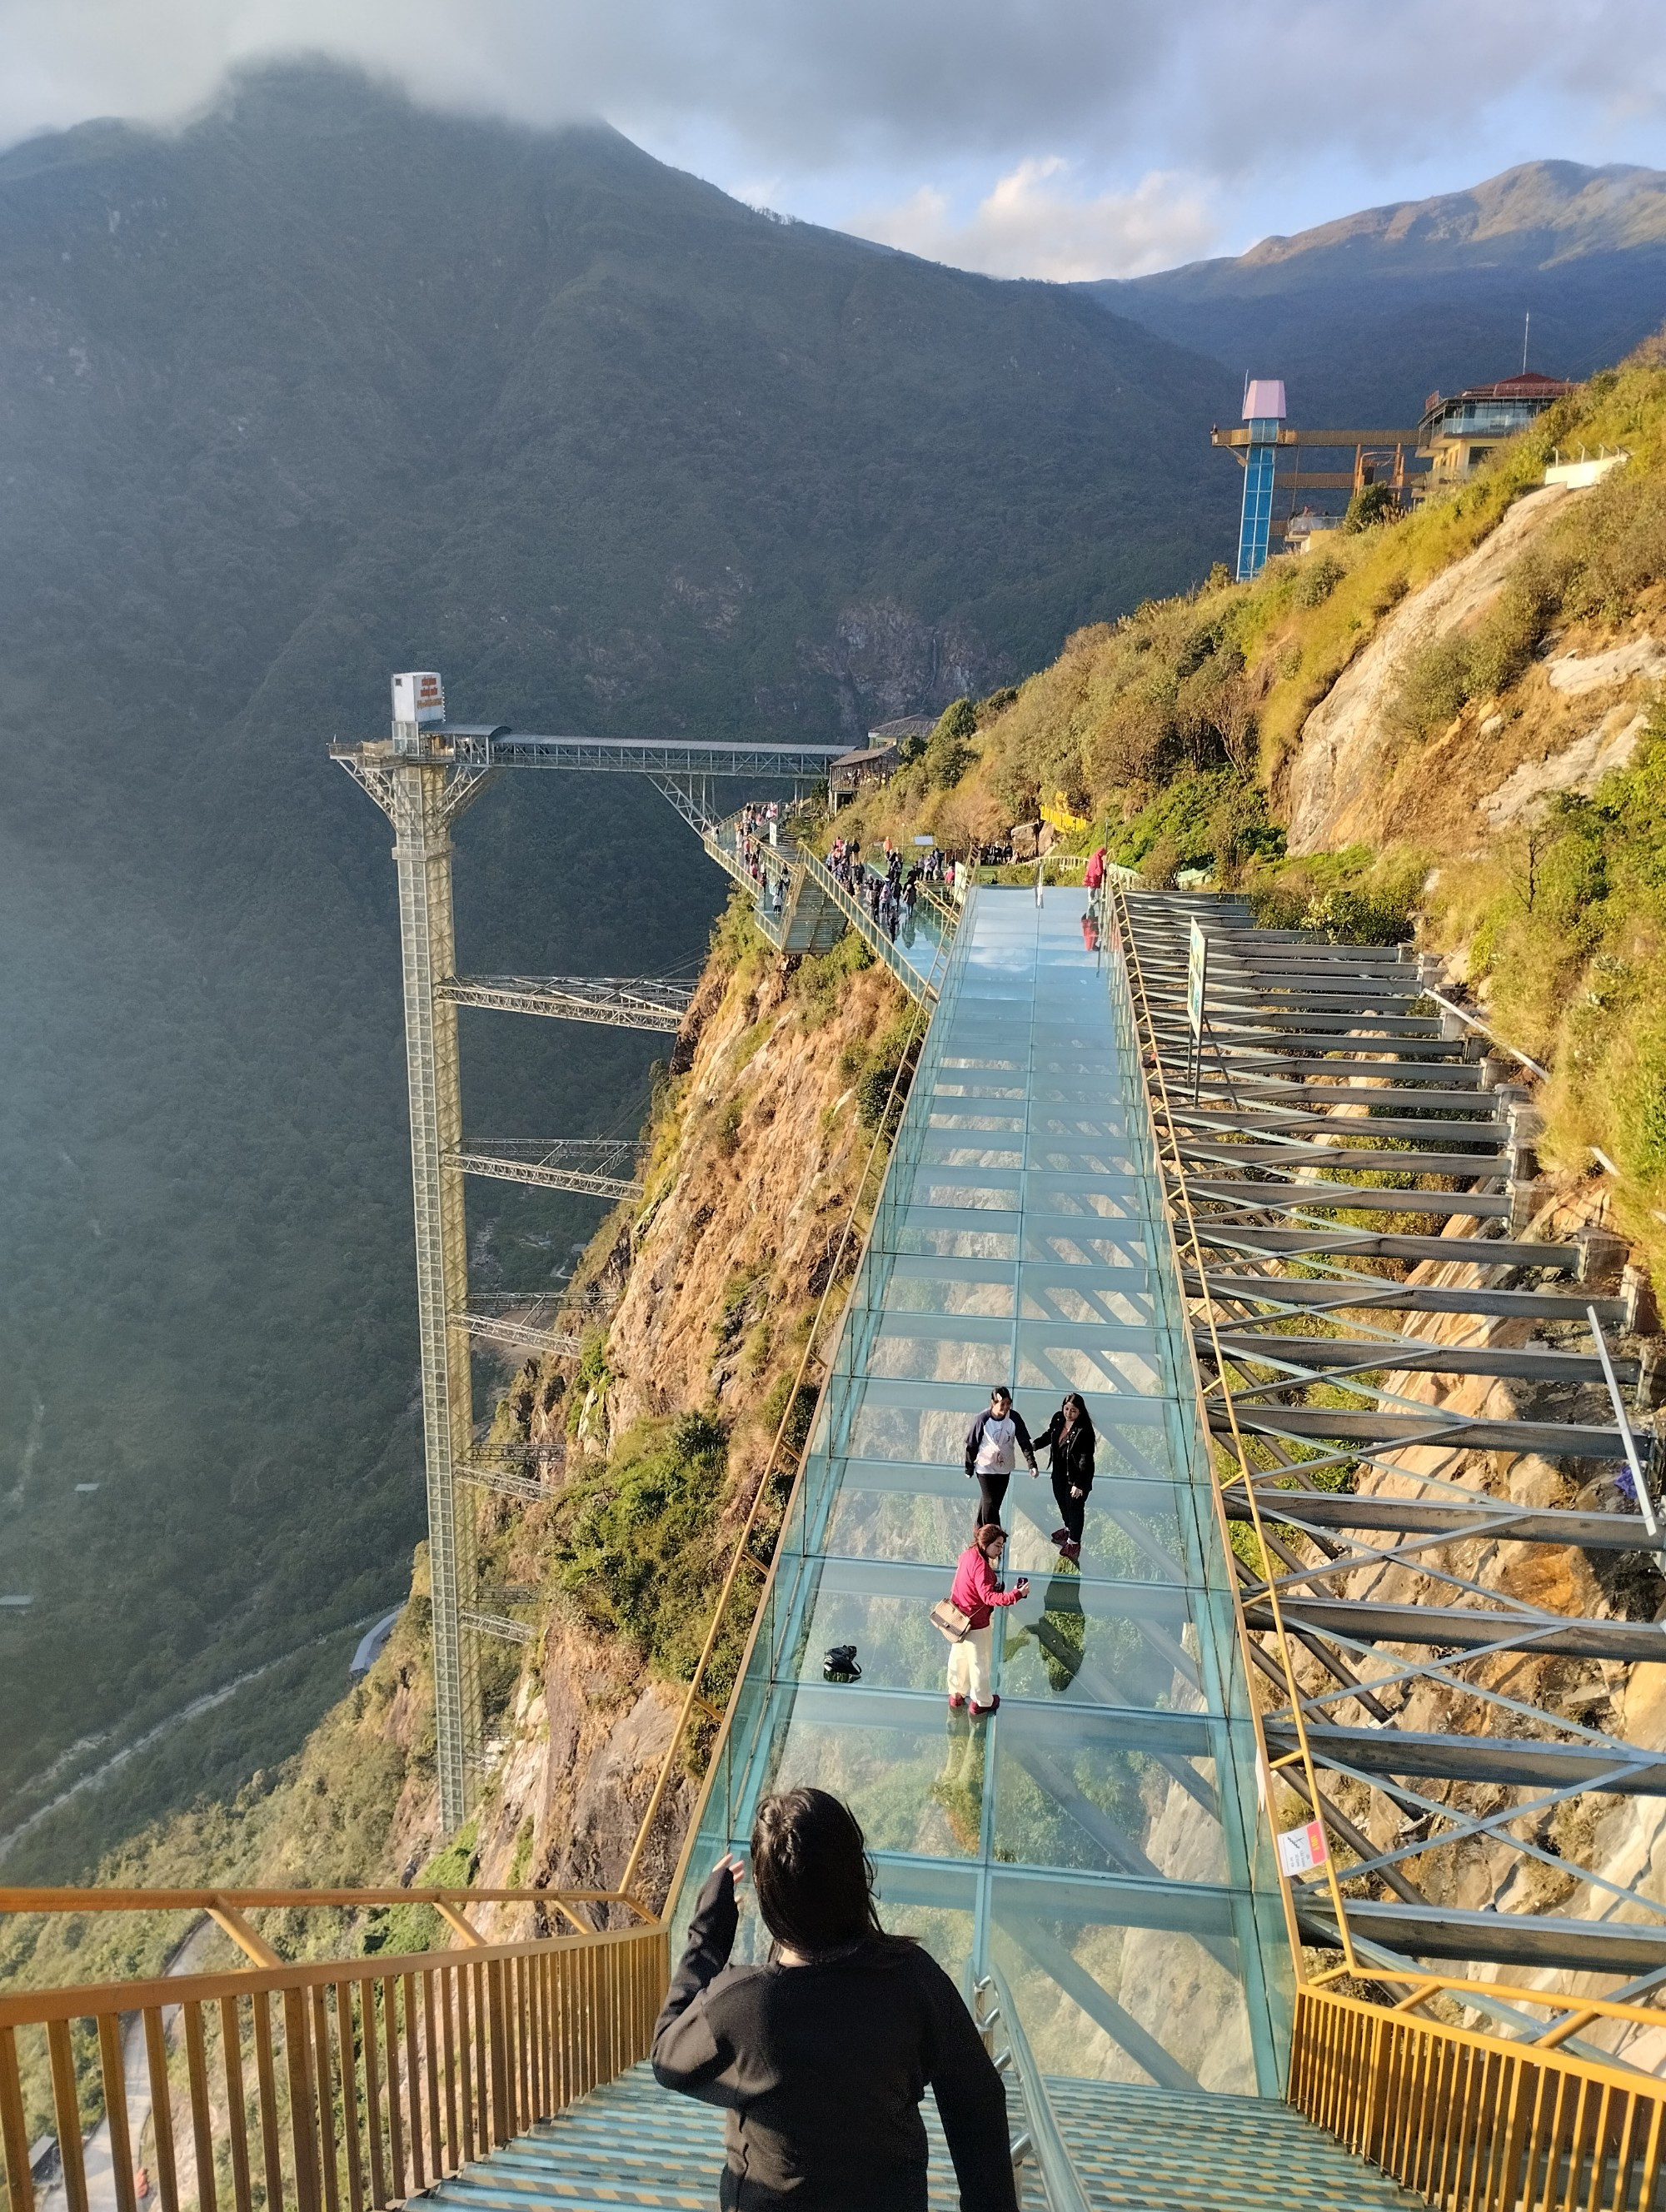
[439,975,692,1032]
[451,1309,586,1357]
[1222,1489,1656,1552]
[1205,1332,1636,1386]
[1118,884,1666,2002]
[1218,1407,1641,1456]
[449,1142,644,1202]
[331,703,885,1833]
[1189,1273,1628,1325]
[1247,1598,1666,1665]
[1296,1899,1666,1977]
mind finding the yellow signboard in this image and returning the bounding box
[1040,790,1090,835]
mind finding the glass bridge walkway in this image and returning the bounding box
[429,887,1423,2207]
[680,886,1292,2091]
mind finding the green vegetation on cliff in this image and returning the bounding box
[833,338,1666,1272]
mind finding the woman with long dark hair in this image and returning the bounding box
[652,1786,1017,2209]
[1035,1391,1095,1561]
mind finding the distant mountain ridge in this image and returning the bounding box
[1091,158,1666,427]
[0,61,1237,1871]
[1235,159,1666,269]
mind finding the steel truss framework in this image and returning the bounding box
[438,975,693,1032]
[334,717,846,1828]
[1115,886,1666,2031]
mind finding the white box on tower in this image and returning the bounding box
[391,670,446,730]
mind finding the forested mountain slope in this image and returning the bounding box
[0,61,1238,1870]
[1094,160,1666,426]
[835,336,1666,1276]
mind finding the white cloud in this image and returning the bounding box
[2,0,1666,278]
[855,157,1219,280]
[7,0,1665,174]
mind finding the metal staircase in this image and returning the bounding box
[423,2060,971,2210]
[420,2062,1427,2210]
[1046,2080,1423,2210]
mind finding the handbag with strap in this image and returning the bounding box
[930,1598,972,1645]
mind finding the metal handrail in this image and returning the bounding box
[794,849,944,1004]
[977,1970,1090,2212]
[621,901,958,1902]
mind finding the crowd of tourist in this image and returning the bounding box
[736,801,791,913]
[824,833,937,944]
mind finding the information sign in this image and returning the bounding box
[1276,1818,1330,1877]
[1186,918,1209,1038]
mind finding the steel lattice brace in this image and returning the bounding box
[448,1140,645,1202]
[438,975,693,1032]
[1115,885,1666,2014]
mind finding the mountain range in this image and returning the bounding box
[1097,158,1666,427]
[5,63,1666,1873]
[0,61,1236,1869]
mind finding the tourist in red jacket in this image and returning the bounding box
[945,1525,1028,1716]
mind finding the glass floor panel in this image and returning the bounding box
[675,890,1291,2093]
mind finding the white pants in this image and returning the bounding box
[946,1626,993,1706]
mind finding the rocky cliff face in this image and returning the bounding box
[1282,479,1666,859]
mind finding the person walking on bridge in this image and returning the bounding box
[945,1523,1029,1717]
[964,1385,1037,1532]
[1035,1392,1095,1561]
[652,1786,1018,2210]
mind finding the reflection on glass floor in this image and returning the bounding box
[676,890,1292,2095]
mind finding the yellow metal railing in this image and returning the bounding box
[0,1888,666,2212]
[1291,1982,1666,2211]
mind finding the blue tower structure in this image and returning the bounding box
[1234,378,1286,581]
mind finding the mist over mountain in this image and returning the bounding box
[1094,159,1666,427]
[0,62,1240,1868]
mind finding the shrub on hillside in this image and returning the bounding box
[855,1011,922,1133]
[1344,482,1399,531]
[761,1372,819,1456]
[1299,885,1415,944]
[1389,634,1471,741]
[554,1412,731,1677]
[1557,461,1666,621]
[1389,553,1566,739]
[924,698,977,789]
[1292,552,1344,607]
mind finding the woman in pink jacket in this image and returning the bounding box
[945,1525,1028,1717]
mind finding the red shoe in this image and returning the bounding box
[948,1694,966,1710]
[970,1696,1000,1717]
[1060,1541,1081,1562]
[1050,1527,1070,1545]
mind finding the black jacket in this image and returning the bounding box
[1035,1410,1095,1494]
[963,1407,1037,1481]
[652,1868,1018,2210]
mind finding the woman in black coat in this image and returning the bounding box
[652,1787,1017,2210]
[1035,1392,1095,1559]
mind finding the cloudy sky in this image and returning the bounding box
[4,0,1666,279]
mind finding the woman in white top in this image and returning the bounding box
[962,1385,1038,1532]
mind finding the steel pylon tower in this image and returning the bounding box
[338,699,496,1829]
[334,674,847,1831]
